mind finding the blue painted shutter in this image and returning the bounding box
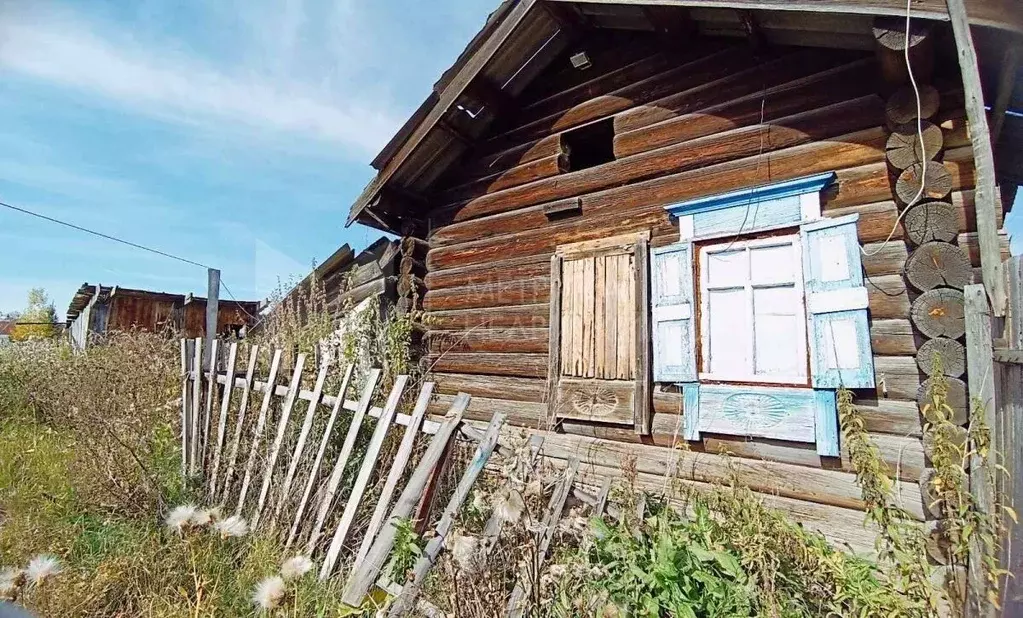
[650,242,696,382]
[800,214,875,389]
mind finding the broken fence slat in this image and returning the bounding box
[235,349,283,515]
[285,363,356,551]
[251,353,307,530]
[506,457,579,618]
[388,412,507,617]
[209,341,238,496]
[269,359,332,530]
[180,339,190,476]
[594,476,613,517]
[341,394,469,607]
[320,375,411,581]
[305,369,382,555]
[354,382,434,568]
[189,338,203,476]
[220,344,260,503]
[200,338,220,474]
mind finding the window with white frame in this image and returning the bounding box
[698,234,808,384]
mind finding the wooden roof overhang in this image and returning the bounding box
[345,0,1023,233]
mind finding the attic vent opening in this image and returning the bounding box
[562,118,615,171]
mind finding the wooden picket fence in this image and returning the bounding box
[177,338,603,615]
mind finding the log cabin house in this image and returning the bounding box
[344,0,1022,560]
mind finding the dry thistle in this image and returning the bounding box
[0,567,26,600]
[492,487,525,525]
[279,555,313,581]
[25,555,61,586]
[251,575,287,611]
[213,515,249,538]
[165,504,198,533]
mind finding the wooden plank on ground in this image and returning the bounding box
[388,413,507,616]
[190,337,203,475]
[251,354,307,530]
[220,344,260,503]
[354,382,434,568]
[269,359,332,529]
[320,375,411,580]
[305,369,382,554]
[235,349,283,515]
[506,457,579,618]
[341,395,469,606]
[209,341,238,496]
[285,364,355,550]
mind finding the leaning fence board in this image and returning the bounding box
[251,354,307,529]
[200,338,220,471]
[305,370,382,554]
[320,375,411,580]
[506,457,578,618]
[341,395,470,606]
[270,359,332,529]
[388,413,507,616]
[285,364,356,550]
[354,382,434,567]
[594,476,613,516]
[220,345,260,502]
[180,339,191,475]
[209,342,238,495]
[235,349,283,514]
[189,338,203,475]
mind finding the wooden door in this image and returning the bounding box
[548,233,651,432]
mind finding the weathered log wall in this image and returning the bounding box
[413,33,1009,557]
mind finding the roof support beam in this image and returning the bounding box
[945,0,1007,316]
[465,77,514,117]
[736,9,765,49]
[990,45,1020,143]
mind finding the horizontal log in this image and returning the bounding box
[873,355,924,401]
[428,127,890,270]
[861,235,982,279]
[867,273,912,319]
[430,372,546,402]
[425,352,548,378]
[422,276,549,311]
[486,44,747,150]
[425,327,549,354]
[535,431,925,521]
[423,304,549,330]
[423,253,550,290]
[436,152,569,204]
[427,392,545,427]
[870,318,923,356]
[460,134,564,180]
[613,56,875,157]
[331,276,393,312]
[825,190,994,246]
[446,95,885,223]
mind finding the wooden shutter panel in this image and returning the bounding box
[548,233,650,431]
[800,213,875,390]
[651,242,696,383]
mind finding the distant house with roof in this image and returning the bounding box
[0,319,14,345]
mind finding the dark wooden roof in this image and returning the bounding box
[65,282,260,326]
[345,0,1023,233]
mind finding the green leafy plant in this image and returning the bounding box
[388,517,424,583]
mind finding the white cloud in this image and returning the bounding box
[0,3,402,157]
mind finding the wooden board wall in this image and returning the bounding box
[418,34,1002,552]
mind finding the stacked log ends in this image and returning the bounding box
[911,289,966,339]
[917,376,968,426]
[905,241,973,291]
[916,337,965,377]
[903,201,958,245]
[924,519,954,565]
[873,17,935,87]
[885,120,943,170]
[884,84,939,128]
[895,161,953,205]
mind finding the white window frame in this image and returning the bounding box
[698,233,809,385]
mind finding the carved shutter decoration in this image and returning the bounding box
[800,213,875,389]
[651,242,696,383]
[549,233,651,431]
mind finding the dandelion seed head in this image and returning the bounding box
[251,575,286,611]
[470,490,487,512]
[214,515,249,538]
[165,504,198,532]
[280,555,313,580]
[449,532,477,570]
[493,488,525,524]
[524,478,543,498]
[25,555,61,585]
[548,563,567,578]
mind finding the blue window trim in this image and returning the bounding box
[664,172,837,218]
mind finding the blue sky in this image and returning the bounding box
[0,1,1020,318]
[0,0,492,317]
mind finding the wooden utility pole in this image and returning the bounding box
[203,268,220,368]
[945,0,1007,317]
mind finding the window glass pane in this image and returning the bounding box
[753,286,804,377]
[706,249,747,288]
[708,288,748,375]
[750,243,795,285]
